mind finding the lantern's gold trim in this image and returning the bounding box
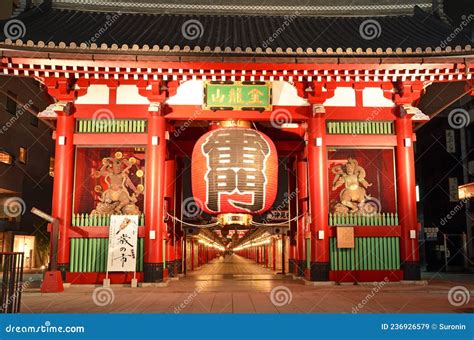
[217,213,253,226]
[218,120,251,128]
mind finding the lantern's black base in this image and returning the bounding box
[310,262,330,281]
[57,264,69,281]
[402,261,421,280]
[296,260,306,277]
[143,263,164,282]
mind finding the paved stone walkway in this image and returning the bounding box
[19,255,474,313]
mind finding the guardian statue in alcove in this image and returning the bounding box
[331,158,377,215]
[90,152,144,216]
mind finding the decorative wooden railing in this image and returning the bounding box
[329,212,398,226]
[75,119,147,133]
[329,237,400,270]
[326,121,394,135]
[69,238,144,272]
[71,213,145,227]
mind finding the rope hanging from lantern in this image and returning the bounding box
[167,213,220,228]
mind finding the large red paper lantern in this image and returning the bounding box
[192,127,278,215]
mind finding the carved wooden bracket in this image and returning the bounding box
[137,80,178,102]
[295,81,337,105]
[381,81,425,105]
[44,78,88,102]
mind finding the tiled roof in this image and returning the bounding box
[0,4,472,57]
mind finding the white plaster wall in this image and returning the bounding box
[362,87,395,107]
[167,80,204,105]
[75,84,109,104]
[272,81,309,106]
[116,85,150,105]
[323,87,356,107]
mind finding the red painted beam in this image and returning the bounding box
[326,134,397,146]
[75,104,149,118]
[169,140,304,157]
[328,226,401,237]
[74,104,311,121]
[74,133,147,145]
[68,226,146,238]
[66,272,144,284]
[324,107,396,120]
[329,270,403,282]
[164,105,310,121]
[8,57,457,72]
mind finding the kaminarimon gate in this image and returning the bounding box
[1,0,472,285]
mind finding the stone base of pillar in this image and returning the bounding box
[296,260,306,277]
[57,263,69,281]
[288,259,295,274]
[144,263,164,282]
[175,259,183,274]
[310,262,330,281]
[402,261,421,280]
[166,262,175,278]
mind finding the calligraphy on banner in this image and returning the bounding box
[107,215,139,272]
[204,81,271,111]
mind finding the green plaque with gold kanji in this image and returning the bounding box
[204,81,272,111]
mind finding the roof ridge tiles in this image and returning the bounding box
[46,0,433,16]
[1,4,472,57]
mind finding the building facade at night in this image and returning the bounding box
[0,0,472,284]
[0,75,54,269]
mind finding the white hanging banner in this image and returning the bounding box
[107,215,139,272]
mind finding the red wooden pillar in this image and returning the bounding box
[144,112,167,282]
[52,111,75,279]
[165,159,176,277]
[296,156,308,277]
[272,238,276,271]
[307,111,330,281]
[288,157,297,275]
[265,245,269,267]
[396,115,420,280]
[175,157,183,274]
[191,239,195,271]
[197,243,200,267]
